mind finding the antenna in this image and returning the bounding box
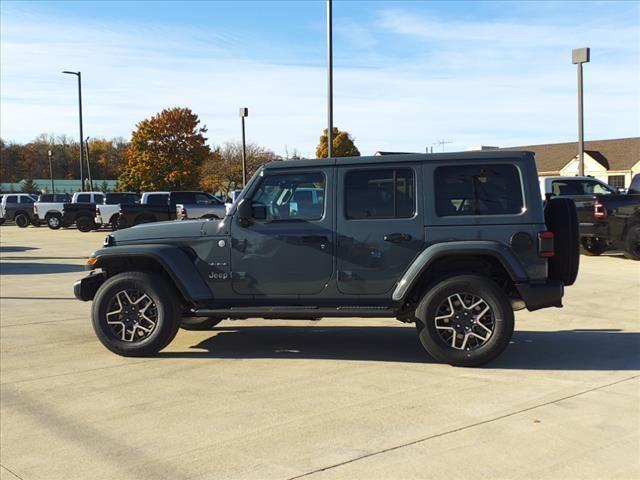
[433,140,453,152]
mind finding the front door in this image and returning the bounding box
[336,164,424,295]
[230,169,334,296]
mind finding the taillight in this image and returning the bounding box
[96,206,101,215]
[538,231,554,257]
[181,208,187,218]
[34,205,38,214]
[593,200,607,219]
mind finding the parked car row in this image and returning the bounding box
[1,190,231,232]
[540,174,640,260]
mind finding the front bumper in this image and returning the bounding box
[515,280,564,311]
[73,271,106,301]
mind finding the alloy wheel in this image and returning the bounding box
[106,289,158,342]
[434,293,494,350]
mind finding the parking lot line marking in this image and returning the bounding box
[286,374,640,480]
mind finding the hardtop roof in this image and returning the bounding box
[263,150,533,170]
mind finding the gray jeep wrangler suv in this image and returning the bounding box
[75,151,579,366]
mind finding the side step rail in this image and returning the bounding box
[190,306,397,319]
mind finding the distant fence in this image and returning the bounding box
[1,179,118,193]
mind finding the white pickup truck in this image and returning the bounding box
[36,191,104,229]
[94,192,141,229]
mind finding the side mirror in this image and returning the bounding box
[237,198,252,225]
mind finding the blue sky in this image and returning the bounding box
[1,0,638,157]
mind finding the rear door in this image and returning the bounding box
[336,164,424,295]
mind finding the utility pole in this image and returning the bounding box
[239,107,248,187]
[326,0,334,158]
[62,71,85,190]
[47,150,54,192]
[572,47,590,176]
[433,140,453,152]
[85,136,93,190]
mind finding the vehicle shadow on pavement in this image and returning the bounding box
[0,245,39,253]
[0,262,85,275]
[162,326,640,370]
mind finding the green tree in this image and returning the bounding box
[316,127,360,158]
[99,180,109,192]
[118,107,210,191]
[20,178,39,193]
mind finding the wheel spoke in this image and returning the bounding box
[105,289,158,343]
[433,291,494,351]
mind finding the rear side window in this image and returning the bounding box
[6,196,17,203]
[435,164,523,216]
[21,196,34,203]
[94,194,104,204]
[345,169,415,219]
[146,194,169,205]
[76,194,90,203]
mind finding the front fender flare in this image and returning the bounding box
[90,244,211,302]
[392,241,529,302]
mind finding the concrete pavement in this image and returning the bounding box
[1,226,639,480]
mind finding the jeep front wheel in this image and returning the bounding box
[415,275,514,367]
[92,272,181,356]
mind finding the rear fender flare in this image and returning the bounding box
[91,244,211,302]
[392,241,529,302]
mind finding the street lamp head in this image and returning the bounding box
[48,150,52,156]
[239,107,248,118]
[572,48,590,64]
[62,70,80,75]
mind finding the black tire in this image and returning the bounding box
[0,218,5,226]
[31,219,41,227]
[180,317,224,331]
[581,237,607,256]
[415,274,514,367]
[46,213,62,229]
[76,215,95,232]
[14,213,30,228]
[545,198,579,286]
[92,272,181,356]
[623,225,640,261]
[109,215,119,231]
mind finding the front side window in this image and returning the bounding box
[251,172,325,221]
[435,164,523,216]
[21,196,34,203]
[583,180,613,195]
[345,169,415,219]
[94,194,105,204]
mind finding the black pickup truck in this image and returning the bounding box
[61,192,140,232]
[117,191,220,229]
[579,174,640,259]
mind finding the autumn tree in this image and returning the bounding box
[118,108,210,191]
[315,127,360,158]
[199,141,279,196]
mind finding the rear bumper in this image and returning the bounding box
[73,271,106,301]
[515,280,564,311]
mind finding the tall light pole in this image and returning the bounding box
[85,136,93,191]
[326,0,334,158]
[572,48,590,177]
[47,150,54,192]
[62,70,85,190]
[239,107,248,187]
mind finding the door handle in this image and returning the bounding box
[384,233,412,242]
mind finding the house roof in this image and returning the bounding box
[500,137,639,173]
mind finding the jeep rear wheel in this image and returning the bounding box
[415,275,514,367]
[15,213,29,228]
[581,237,607,256]
[92,272,181,356]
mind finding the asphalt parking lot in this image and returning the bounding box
[1,226,639,480]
